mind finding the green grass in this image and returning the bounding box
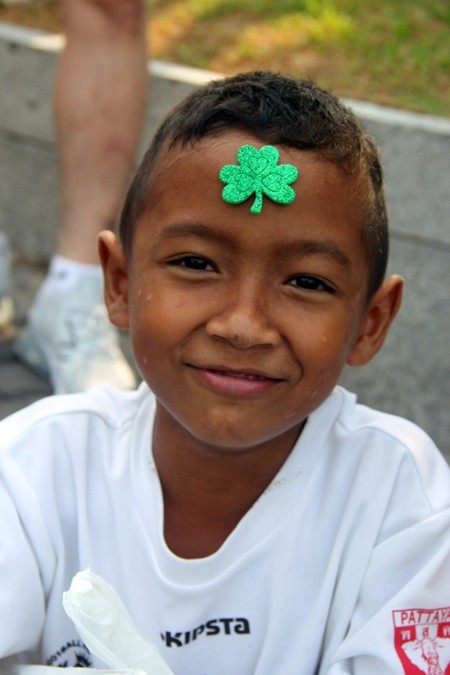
[149,0,450,116]
[0,0,448,115]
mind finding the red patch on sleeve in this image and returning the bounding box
[393,608,450,674]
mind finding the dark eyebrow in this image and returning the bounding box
[155,222,237,249]
[275,240,351,269]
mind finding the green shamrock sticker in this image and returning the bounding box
[219,144,298,214]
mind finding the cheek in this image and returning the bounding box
[170,296,191,311]
[129,290,198,364]
[291,312,354,357]
[288,315,357,391]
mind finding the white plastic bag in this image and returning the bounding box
[62,569,175,675]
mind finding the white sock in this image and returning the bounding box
[42,255,103,294]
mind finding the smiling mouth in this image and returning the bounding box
[206,368,277,381]
[189,365,283,395]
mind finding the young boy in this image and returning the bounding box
[1,71,449,674]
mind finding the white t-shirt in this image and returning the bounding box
[0,383,449,674]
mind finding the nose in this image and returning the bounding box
[205,282,280,349]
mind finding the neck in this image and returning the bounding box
[152,404,304,558]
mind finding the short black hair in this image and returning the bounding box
[119,70,388,298]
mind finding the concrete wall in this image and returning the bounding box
[0,22,449,455]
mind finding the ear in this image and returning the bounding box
[347,275,404,367]
[98,230,130,330]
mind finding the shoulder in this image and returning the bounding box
[0,382,154,462]
[311,387,450,516]
[328,385,441,457]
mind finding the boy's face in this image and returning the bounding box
[104,130,392,453]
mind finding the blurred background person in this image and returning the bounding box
[13,0,148,393]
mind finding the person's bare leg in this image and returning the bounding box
[56,0,148,263]
[14,0,148,393]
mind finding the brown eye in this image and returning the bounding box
[170,256,214,271]
[288,275,334,293]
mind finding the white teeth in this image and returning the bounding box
[217,370,265,380]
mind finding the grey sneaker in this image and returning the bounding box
[13,274,136,394]
[0,231,16,341]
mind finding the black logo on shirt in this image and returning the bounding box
[46,638,93,667]
[161,617,251,648]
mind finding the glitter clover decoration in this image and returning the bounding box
[219,144,299,214]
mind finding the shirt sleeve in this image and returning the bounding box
[0,450,54,659]
[323,503,450,673]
